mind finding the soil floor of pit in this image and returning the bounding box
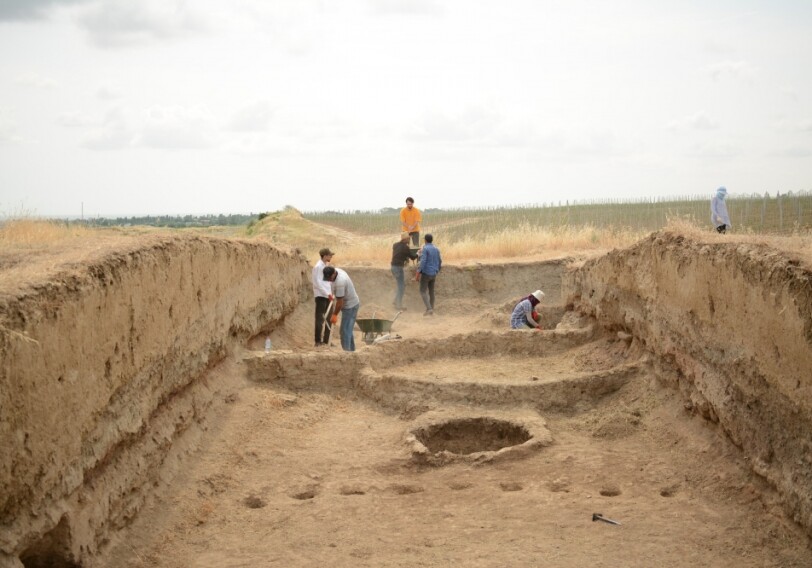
[102,298,812,568]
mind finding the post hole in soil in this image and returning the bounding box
[414,417,531,455]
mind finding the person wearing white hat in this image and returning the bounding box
[711,186,731,233]
[510,290,545,330]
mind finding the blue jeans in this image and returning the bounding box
[391,265,405,308]
[340,304,359,352]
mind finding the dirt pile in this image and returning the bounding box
[564,230,812,536]
[0,236,308,567]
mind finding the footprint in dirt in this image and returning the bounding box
[659,484,680,497]
[599,485,622,497]
[243,495,267,509]
[289,485,319,500]
[339,484,367,496]
[499,481,524,492]
[547,478,570,493]
[388,483,425,495]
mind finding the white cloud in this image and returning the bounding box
[0,108,21,144]
[780,86,799,102]
[219,1,323,56]
[81,104,217,150]
[406,105,537,152]
[13,72,58,89]
[96,83,122,100]
[227,101,273,132]
[707,60,757,82]
[408,106,510,144]
[2,2,812,215]
[56,111,96,127]
[222,134,291,156]
[771,146,812,158]
[76,0,209,48]
[135,105,215,149]
[369,0,442,16]
[685,141,741,159]
[667,111,719,131]
[0,0,90,21]
[82,107,133,150]
[282,115,358,143]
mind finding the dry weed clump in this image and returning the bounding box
[0,218,94,247]
[334,224,649,265]
[444,225,647,261]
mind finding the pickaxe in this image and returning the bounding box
[592,513,621,526]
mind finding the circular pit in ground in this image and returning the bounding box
[406,410,552,466]
[415,417,531,454]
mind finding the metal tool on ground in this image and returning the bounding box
[355,311,402,345]
[592,513,621,526]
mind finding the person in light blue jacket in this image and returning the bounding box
[416,233,442,316]
[711,186,731,233]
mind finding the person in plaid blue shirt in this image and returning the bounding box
[510,290,545,329]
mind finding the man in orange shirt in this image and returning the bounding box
[399,197,422,247]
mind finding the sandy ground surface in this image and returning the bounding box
[102,295,812,568]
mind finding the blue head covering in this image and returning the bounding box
[716,186,727,200]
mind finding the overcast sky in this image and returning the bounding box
[1,0,810,217]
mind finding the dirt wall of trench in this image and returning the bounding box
[0,236,309,567]
[563,231,812,536]
[348,258,569,310]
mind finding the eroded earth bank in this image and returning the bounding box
[1,231,811,567]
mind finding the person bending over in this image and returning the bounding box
[510,290,545,330]
[322,265,361,352]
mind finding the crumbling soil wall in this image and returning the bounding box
[563,231,812,536]
[348,258,568,309]
[0,236,308,567]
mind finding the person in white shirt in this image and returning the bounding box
[312,248,334,346]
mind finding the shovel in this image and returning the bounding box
[321,298,335,346]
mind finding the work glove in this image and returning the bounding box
[330,314,338,325]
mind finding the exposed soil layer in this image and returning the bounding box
[2,231,811,567]
[0,236,309,567]
[564,231,812,537]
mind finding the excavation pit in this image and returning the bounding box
[415,417,531,454]
[406,410,552,466]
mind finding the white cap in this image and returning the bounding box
[532,290,545,301]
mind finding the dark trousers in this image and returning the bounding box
[315,296,333,345]
[391,265,406,309]
[409,232,420,246]
[419,274,436,310]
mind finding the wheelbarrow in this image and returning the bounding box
[355,312,402,344]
